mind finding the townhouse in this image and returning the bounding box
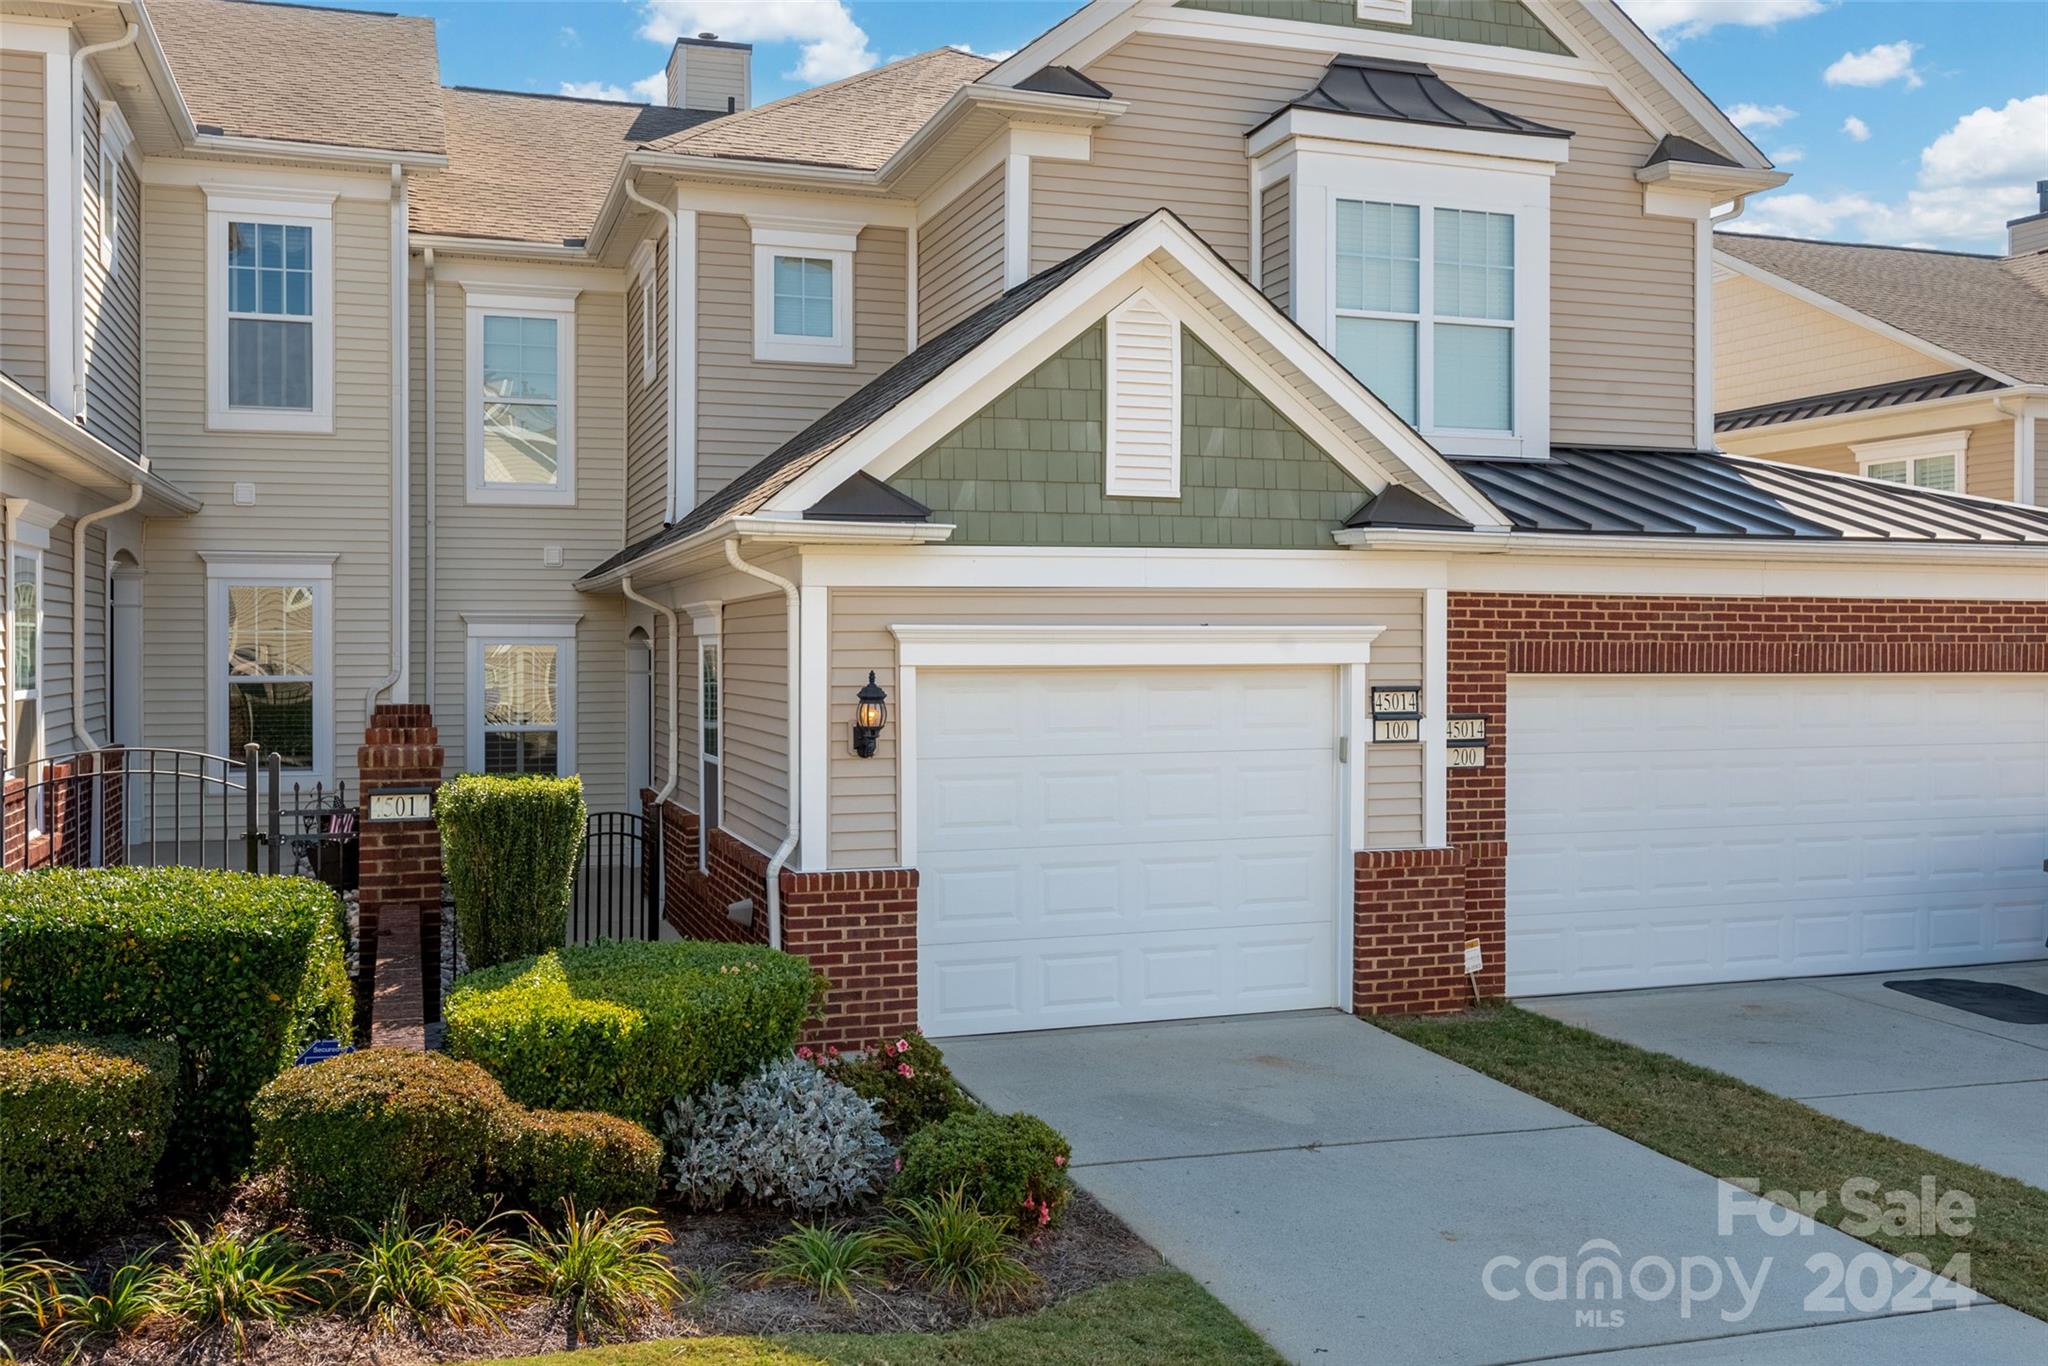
[4,0,2043,1046]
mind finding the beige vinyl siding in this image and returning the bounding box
[1453,66,1696,447]
[719,591,788,852]
[1,49,46,394]
[826,588,1424,868]
[1039,33,1697,447]
[624,232,670,543]
[696,217,908,504]
[1713,273,1954,413]
[410,272,634,809]
[680,45,747,115]
[80,85,143,458]
[1259,175,1289,310]
[139,181,394,788]
[1536,1,1732,156]
[917,166,1004,340]
[1741,418,2014,502]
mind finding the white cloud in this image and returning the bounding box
[1841,115,1870,142]
[1823,41,1921,89]
[1617,0,1824,46]
[640,1,876,85]
[1770,146,1805,164]
[1918,94,2048,188]
[1727,102,1797,131]
[1727,184,2035,247]
[559,26,580,48]
[559,71,669,104]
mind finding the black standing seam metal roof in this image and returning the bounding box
[1450,448,2048,544]
[1715,370,2006,432]
[1249,55,1572,142]
[1015,66,1115,100]
[1643,133,1740,169]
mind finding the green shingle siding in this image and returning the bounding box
[888,325,1366,548]
[1174,0,1573,57]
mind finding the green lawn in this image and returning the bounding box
[495,1270,1281,1365]
[1379,1004,2048,1322]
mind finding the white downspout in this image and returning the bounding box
[723,538,798,950]
[71,481,141,752]
[619,576,681,805]
[366,163,410,723]
[621,177,681,520]
[72,24,139,422]
[422,246,438,702]
[1993,392,2038,505]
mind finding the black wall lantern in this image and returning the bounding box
[851,671,889,758]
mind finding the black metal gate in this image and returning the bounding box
[571,811,659,943]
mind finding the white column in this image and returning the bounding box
[1003,151,1031,288]
[796,583,831,871]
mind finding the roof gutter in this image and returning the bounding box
[576,517,955,594]
[0,373,199,514]
[408,233,594,262]
[190,133,448,170]
[1336,526,2048,566]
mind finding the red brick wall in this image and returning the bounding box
[2,751,119,872]
[782,867,919,1050]
[1352,846,1495,1015]
[1445,592,2048,997]
[356,705,444,1044]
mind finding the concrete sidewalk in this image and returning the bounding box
[1526,962,2048,1189]
[945,1011,2047,1366]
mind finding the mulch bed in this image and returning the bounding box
[34,1189,1159,1364]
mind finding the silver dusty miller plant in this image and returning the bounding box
[664,1056,895,1212]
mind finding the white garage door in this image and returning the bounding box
[1508,675,2048,995]
[917,667,1341,1036]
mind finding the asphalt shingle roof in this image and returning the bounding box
[154,0,446,155]
[1717,232,2048,385]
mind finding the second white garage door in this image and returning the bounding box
[1508,675,2048,995]
[917,667,1341,1036]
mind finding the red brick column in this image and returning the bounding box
[356,704,444,1047]
[2,776,23,871]
[781,866,919,1050]
[97,746,125,867]
[1353,847,1475,1015]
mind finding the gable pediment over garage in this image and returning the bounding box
[887,322,1371,547]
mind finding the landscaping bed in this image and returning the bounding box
[1379,1003,2048,1323]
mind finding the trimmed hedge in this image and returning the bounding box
[0,1033,177,1239]
[437,774,586,968]
[0,867,352,1179]
[444,940,821,1125]
[252,1048,661,1233]
[896,1110,1074,1228]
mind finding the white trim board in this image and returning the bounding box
[890,623,1385,669]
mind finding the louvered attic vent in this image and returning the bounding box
[1104,290,1181,498]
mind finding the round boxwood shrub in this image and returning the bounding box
[444,940,822,1125]
[0,1032,177,1239]
[509,1109,662,1216]
[0,867,352,1179]
[896,1110,1073,1229]
[436,773,586,969]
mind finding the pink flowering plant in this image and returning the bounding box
[817,1031,967,1137]
[893,1109,1073,1231]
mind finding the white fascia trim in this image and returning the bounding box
[889,622,1386,669]
[1714,390,2021,449]
[461,285,579,507]
[573,518,955,594]
[1636,161,1788,199]
[982,0,1150,89]
[462,614,585,637]
[1003,151,1032,288]
[880,83,1125,188]
[203,189,336,434]
[431,255,624,294]
[409,234,593,263]
[1712,251,2017,387]
[1248,109,1571,166]
[190,132,447,170]
[1337,527,2048,567]
[144,159,391,200]
[797,543,1449,591]
[766,213,1504,529]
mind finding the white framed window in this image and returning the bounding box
[9,547,41,703]
[749,220,856,365]
[205,190,335,433]
[1333,199,1516,437]
[203,555,335,779]
[1853,430,1967,493]
[463,287,578,506]
[465,620,578,776]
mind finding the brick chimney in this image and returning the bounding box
[667,32,751,115]
[2009,180,2048,257]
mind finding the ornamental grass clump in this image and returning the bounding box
[665,1056,894,1213]
[0,867,351,1179]
[150,1222,329,1356]
[879,1187,1038,1310]
[0,1033,177,1240]
[338,1203,519,1338]
[755,1223,888,1306]
[510,1202,680,1347]
[436,774,586,969]
[446,939,821,1124]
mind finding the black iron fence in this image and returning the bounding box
[571,810,659,943]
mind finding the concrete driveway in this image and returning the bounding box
[945,1011,2046,1366]
[1526,962,2048,1190]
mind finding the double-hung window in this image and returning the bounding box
[1854,432,1966,493]
[465,288,577,505]
[467,623,577,776]
[10,548,41,705]
[1334,200,1516,436]
[205,191,333,432]
[750,220,856,364]
[204,555,334,778]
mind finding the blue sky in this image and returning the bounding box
[329,1,2045,252]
